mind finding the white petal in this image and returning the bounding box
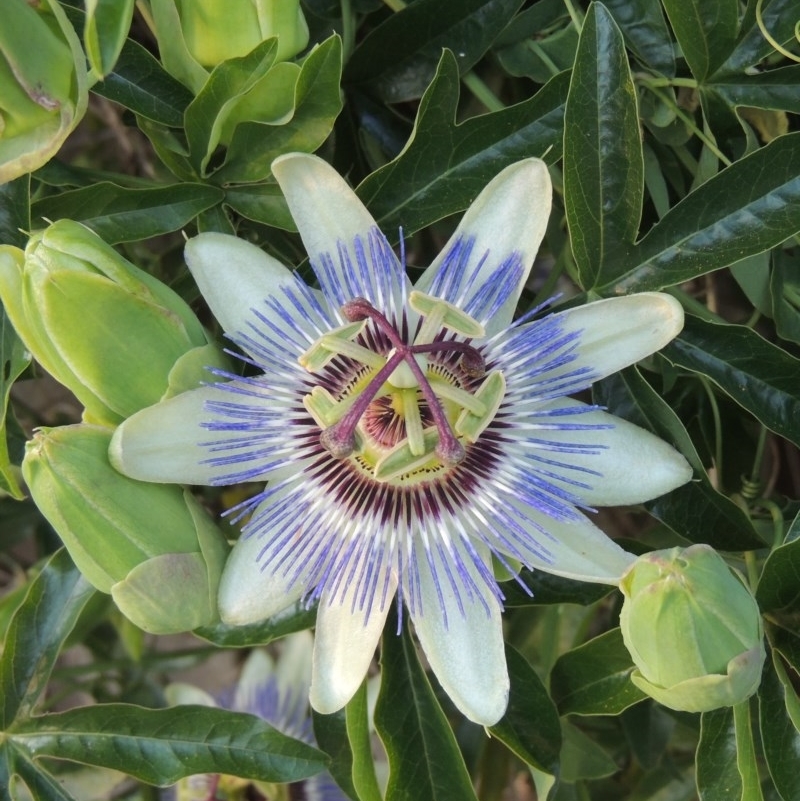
[310,575,395,714]
[415,159,552,336]
[272,153,409,310]
[410,544,508,725]
[109,386,231,484]
[185,233,296,337]
[521,398,693,506]
[550,293,683,381]
[492,501,635,584]
[217,522,307,625]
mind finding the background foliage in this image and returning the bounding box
[1,0,800,799]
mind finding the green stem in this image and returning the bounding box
[462,72,505,112]
[699,376,724,491]
[562,0,584,31]
[749,425,768,487]
[640,82,732,167]
[340,0,355,59]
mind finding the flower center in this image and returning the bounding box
[299,291,506,484]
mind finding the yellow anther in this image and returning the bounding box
[409,290,485,342]
[455,371,506,442]
[374,428,441,482]
[298,320,367,372]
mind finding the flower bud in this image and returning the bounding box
[619,545,765,712]
[22,424,230,634]
[149,0,309,92]
[0,0,88,182]
[0,220,223,426]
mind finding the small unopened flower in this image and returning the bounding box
[619,545,765,712]
[111,154,692,725]
[165,632,347,801]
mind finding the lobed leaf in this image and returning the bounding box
[358,51,568,237]
[31,182,224,243]
[564,3,643,290]
[10,704,327,786]
[375,619,479,801]
[550,628,646,716]
[345,0,524,103]
[0,550,94,729]
[662,315,800,449]
[606,132,800,293]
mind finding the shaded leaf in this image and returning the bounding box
[564,3,643,289]
[345,0,524,103]
[194,601,316,647]
[607,132,800,293]
[92,37,193,127]
[224,183,296,230]
[707,66,800,116]
[6,748,77,801]
[661,0,739,81]
[10,705,327,786]
[375,618,478,801]
[696,707,741,801]
[358,52,568,236]
[594,368,763,551]
[759,654,800,801]
[0,550,94,729]
[0,176,30,249]
[490,645,561,773]
[502,569,614,607]
[662,315,800,449]
[756,512,800,615]
[550,628,646,716]
[312,709,358,801]
[602,0,675,75]
[0,307,30,500]
[31,182,224,243]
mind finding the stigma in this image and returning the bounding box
[299,292,506,484]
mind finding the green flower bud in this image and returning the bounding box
[0,0,88,182]
[22,424,230,634]
[619,545,765,712]
[149,0,309,92]
[0,220,224,426]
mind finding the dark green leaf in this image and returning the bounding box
[550,628,646,716]
[662,315,800,449]
[564,3,643,290]
[707,66,800,115]
[718,0,800,74]
[0,550,94,729]
[772,248,800,345]
[312,709,358,801]
[194,601,316,647]
[224,183,296,230]
[661,0,739,80]
[0,176,30,248]
[494,17,577,84]
[594,368,763,551]
[358,52,568,236]
[7,748,77,801]
[759,654,800,801]
[92,38,193,127]
[215,35,343,185]
[756,512,800,615]
[606,133,800,293]
[602,0,675,75]
[10,704,326,786]
[696,707,741,801]
[620,702,675,769]
[502,569,614,607]
[30,182,224,243]
[560,720,620,781]
[83,0,134,78]
[345,0,524,103]
[375,619,478,801]
[490,645,561,773]
[346,682,382,801]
